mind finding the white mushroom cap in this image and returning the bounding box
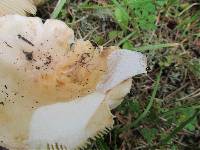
[0,15,147,149]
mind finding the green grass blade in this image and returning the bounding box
[120,70,162,132]
[161,109,200,144]
[178,3,200,16]
[117,32,137,46]
[51,0,67,19]
[131,70,162,127]
[161,105,200,117]
[131,43,179,52]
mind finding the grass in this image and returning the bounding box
[51,0,67,18]
[120,69,162,132]
[38,0,200,149]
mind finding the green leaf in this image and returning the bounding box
[128,0,157,30]
[114,7,129,29]
[108,31,121,39]
[129,100,140,113]
[186,123,196,131]
[156,0,167,7]
[94,35,104,45]
[161,109,200,144]
[140,128,158,144]
[122,41,134,49]
[177,108,198,132]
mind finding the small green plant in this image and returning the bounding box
[112,0,159,31]
[140,128,158,144]
[128,0,157,30]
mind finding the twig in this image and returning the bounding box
[83,27,99,40]
[176,88,200,101]
[165,82,189,100]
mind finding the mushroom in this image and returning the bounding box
[0,0,47,16]
[0,15,147,150]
